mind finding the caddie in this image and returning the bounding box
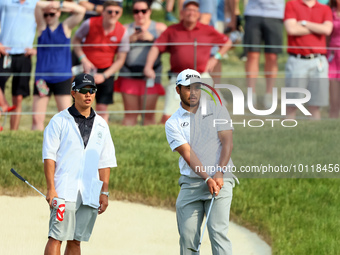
[42,73,116,255]
[165,69,238,255]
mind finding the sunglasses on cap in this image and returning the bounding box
[44,13,56,18]
[106,10,120,15]
[75,88,97,94]
[133,9,148,14]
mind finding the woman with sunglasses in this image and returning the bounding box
[32,1,85,130]
[116,0,167,126]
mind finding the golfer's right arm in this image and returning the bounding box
[175,144,220,195]
[44,159,58,207]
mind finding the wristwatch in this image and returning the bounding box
[301,20,307,27]
[60,0,64,9]
[101,191,109,197]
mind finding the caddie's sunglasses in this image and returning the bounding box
[44,13,56,18]
[75,88,97,94]
[106,10,120,15]
[133,9,148,14]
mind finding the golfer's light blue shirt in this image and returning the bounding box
[0,0,38,54]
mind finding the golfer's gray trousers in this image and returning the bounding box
[176,175,233,255]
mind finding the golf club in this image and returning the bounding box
[10,168,46,198]
[188,192,216,253]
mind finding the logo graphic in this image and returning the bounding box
[56,204,65,222]
[181,122,189,127]
[186,74,200,80]
[200,84,312,117]
[52,198,66,222]
[83,74,91,83]
[199,84,223,106]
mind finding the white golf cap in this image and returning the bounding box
[176,69,204,86]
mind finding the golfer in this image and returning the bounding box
[42,73,116,255]
[165,69,236,255]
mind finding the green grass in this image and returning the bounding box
[1,120,340,254]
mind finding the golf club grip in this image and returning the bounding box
[10,168,27,182]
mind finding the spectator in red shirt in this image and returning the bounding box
[284,0,333,120]
[72,0,129,123]
[144,0,232,123]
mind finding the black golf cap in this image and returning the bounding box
[72,73,97,90]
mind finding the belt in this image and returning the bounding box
[289,53,325,59]
[7,54,25,57]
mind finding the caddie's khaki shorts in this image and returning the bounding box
[48,192,98,242]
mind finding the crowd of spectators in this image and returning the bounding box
[0,0,339,130]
